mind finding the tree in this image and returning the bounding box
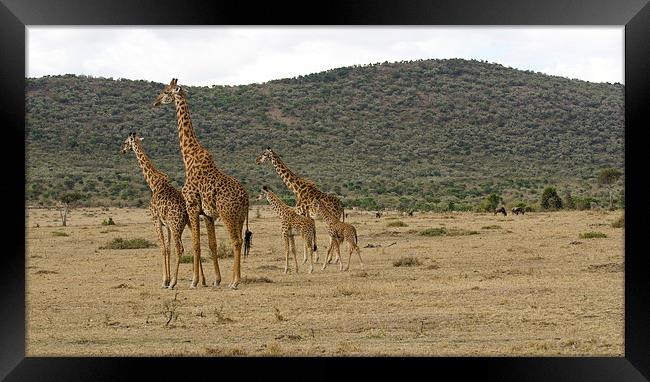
[58,192,86,226]
[480,193,501,212]
[597,168,622,209]
[541,187,562,210]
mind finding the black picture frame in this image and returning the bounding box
[2,0,649,380]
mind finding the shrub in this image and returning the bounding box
[51,231,69,237]
[541,187,563,210]
[579,231,608,239]
[208,241,234,260]
[102,217,115,226]
[420,227,446,236]
[393,256,421,267]
[479,193,501,212]
[100,237,156,249]
[387,221,408,227]
[611,213,624,228]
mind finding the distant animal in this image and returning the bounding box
[408,211,414,216]
[512,207,525,215]
[494,207,507,216]
[345,213,349,219]
[376,212,382,218]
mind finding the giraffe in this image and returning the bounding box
[153,78,251,289]
[258,186,317,274]
[313,199,364,272]
[120,132,205,289]
[256,147,343,263]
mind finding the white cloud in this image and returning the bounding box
[26,26,624,85]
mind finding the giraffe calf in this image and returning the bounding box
[312,199,363,272]
[259,186,317,274]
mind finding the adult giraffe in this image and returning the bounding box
[153,78,251,289]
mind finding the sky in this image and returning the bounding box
[26,26,624,86]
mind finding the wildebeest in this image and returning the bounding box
[408,211,414,216]
[375,212,382,218]
[512,207,525,215]
[494,207,507,216]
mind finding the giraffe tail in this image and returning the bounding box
[312,224,318,252]
[243,209,252,257]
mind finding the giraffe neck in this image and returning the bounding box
[173,94,203,170]
[265,191,292,217]
[269,153,304,193]
[132,139,168,193]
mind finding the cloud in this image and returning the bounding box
[26,26,624,85]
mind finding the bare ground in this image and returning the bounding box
[25,207,624,356]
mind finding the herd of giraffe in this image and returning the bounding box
[121,78,361,290]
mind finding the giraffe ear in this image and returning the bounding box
[266,146,271,150]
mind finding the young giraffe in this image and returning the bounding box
[258,186,317,274]
[256,147,343,264]
[120,132,205,289]
[313,199,364,272]
[153,78,251,289]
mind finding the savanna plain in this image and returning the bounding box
[26,207,624,356]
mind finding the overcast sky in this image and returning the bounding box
[26,26,624,86]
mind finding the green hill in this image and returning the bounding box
[25,58,624,211]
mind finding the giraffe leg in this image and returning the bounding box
[186,207,202,289]
[336,242,343,271]
[344,242,354,271]
[322,241,334,271]
[204,216,221,287]
[165,225,172,286]
[326,236,334,264]
[153,218,168,288]
[304,239,314,274]
[228,224,244,290]
[169,228,183,289]
[355,245,364,269]
[283,231,290,274]
[289,232,299,273]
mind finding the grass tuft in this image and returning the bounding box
[393,256,421,267]
[51,231,69,237]
[420,227,446,236]
[611,213,624,228]
[386,221,408,227]
[100,237,156,249]
[481,225,502,230]
[579,231,608,239]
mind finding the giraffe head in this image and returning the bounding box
[255,147,275,165]
[258,185,271,200]
[120,132,143,155]
[153,78,186,107]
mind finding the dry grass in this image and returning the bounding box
[26,207,624,356]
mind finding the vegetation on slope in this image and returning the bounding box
[25,58,624,211]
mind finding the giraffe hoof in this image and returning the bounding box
[229,282,239,290]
